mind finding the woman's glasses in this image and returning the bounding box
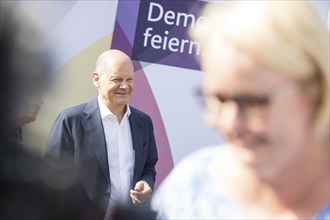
[196,83,300,129]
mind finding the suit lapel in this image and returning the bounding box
[129,108,146,185]
[82,98,110,183]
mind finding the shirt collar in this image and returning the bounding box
[98,95,131,119]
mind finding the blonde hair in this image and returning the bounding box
[191,1,329,139]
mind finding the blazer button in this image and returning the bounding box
[104,192,110,199]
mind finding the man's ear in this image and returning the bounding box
[92,72,100,88]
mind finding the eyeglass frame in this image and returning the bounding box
[195,83,301,127]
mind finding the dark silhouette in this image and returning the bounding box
[0,3,104,219]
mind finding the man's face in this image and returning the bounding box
[95,58,134,111]
[201,39,317,180]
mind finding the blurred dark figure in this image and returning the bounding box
[111,204,157,220]
[0,2,103,219]
[0,2,51,146]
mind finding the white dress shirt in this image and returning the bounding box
[98,96,135,217]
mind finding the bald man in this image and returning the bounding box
[45,50,158,218]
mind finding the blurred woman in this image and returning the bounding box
[152,1,329,219]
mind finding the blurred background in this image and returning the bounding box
[4,0,329,188]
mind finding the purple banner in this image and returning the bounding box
[132,0,206,70]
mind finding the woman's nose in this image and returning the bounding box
[214,103,246,140]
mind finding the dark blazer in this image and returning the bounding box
[45,97,158,213]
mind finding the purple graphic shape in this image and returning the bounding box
[116,1,140,46]
[112,0,140,56]
[112,21,133,57]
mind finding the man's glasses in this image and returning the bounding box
[196,83,300,129]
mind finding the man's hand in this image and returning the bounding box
[130,180,152,204]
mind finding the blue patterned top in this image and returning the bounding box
[152,146,330,220]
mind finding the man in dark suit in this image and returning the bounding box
[45,49,158,218]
